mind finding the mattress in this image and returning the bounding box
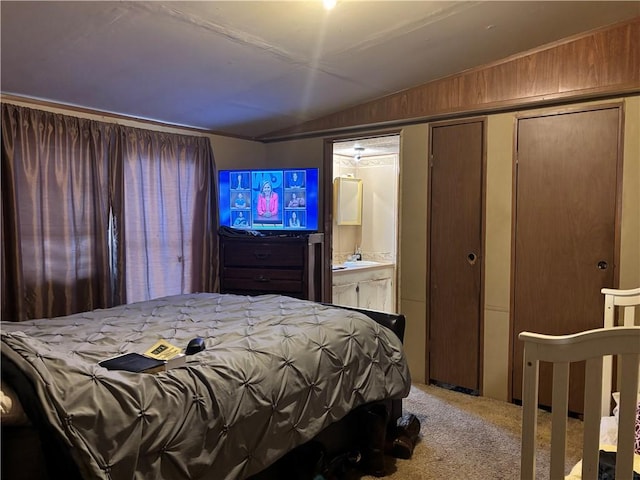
[565,444,640,479]
[565,393,640,480]
[1,293,411,479]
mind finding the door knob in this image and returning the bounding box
[467,253,478,265]
[597,261,608,270]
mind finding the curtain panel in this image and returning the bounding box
[1,103,217,321]
[118,126,217,303]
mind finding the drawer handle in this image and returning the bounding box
[253,252,272,260]
[254,275,271,283]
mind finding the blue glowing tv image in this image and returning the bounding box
[218,168,320,232]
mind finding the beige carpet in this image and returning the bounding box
[361,383,583,480]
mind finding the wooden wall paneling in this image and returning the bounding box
[515,49,560,98]
[262,17,639,141]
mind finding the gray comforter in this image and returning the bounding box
[1,293,411,479]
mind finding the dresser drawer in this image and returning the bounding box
[221,267,303,294]
[218,233,324,301]
[223,241,304,267]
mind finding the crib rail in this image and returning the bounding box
[519,327,640,480]
[601,287,640,416]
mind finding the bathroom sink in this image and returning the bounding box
[342,260,381,268]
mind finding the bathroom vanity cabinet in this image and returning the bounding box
[331,263,395,313]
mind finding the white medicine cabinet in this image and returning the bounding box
[333,177,362,225]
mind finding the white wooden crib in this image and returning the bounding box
[601,287,640,416]
[520,287,640,480]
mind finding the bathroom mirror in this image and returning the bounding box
[334,177,362,225]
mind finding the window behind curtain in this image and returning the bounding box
[1,104,113,319]
[2,104,217,320]
[119,129,215,303]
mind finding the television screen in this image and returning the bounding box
[218,168,319,232]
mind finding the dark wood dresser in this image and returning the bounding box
[219,233,324,301]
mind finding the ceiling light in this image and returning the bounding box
[354,146,365,162]
[323,0,337,10]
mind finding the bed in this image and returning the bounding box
[519,287,640,480]
[1,293,412,479]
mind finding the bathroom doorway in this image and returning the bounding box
[329,133,400,313]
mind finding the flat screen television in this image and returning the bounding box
[218,168,319,232]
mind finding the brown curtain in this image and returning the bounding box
[1,104,114,320]
[1,103,217,321]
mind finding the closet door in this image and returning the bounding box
[428,119,485,393]
[511,105,621,414]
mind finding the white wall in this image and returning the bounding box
[332,154,398,264]
[358,155,398,264]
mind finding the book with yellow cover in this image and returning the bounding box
[143,339,182,360]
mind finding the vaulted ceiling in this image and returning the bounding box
[1,1,638,139]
